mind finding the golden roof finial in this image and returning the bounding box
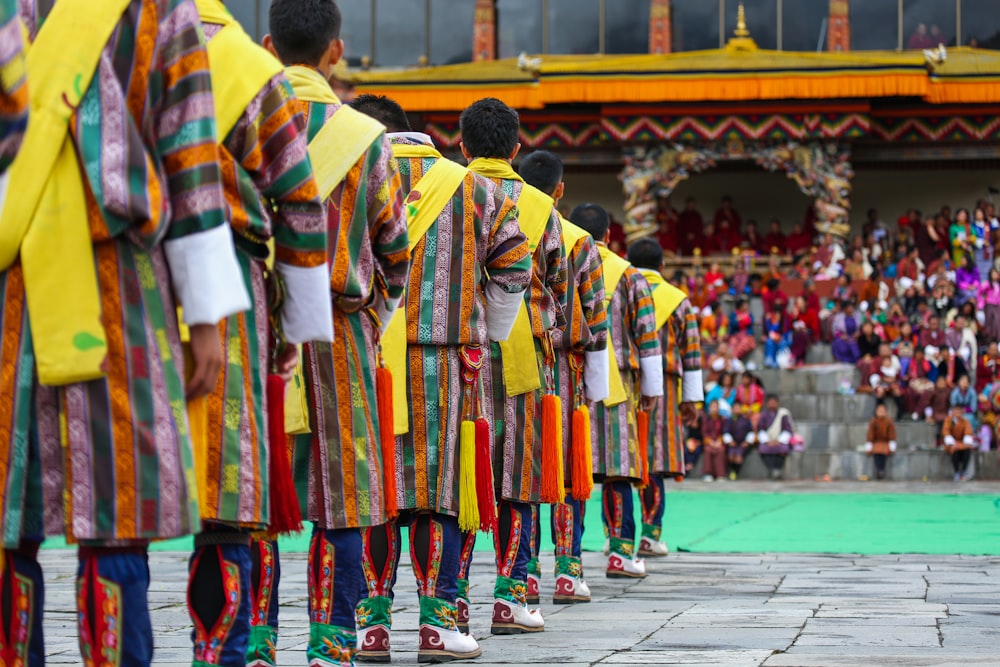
[735,2,750,38]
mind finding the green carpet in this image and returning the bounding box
[41,492,1000,555]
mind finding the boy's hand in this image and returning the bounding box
[187,323,223,398]
[274,345,300,382]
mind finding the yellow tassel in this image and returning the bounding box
[571,405,594,501]
[458,420,479,532]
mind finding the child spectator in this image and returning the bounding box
[701,400,727,482]
[950,374,979,430]
[857,320,882,364]
[736,372,765,427]
[903,346,937,420]
[724,400,755,480]
[757,394,798,480]
[705,371,737,416]
[831,301,862,363]
[942,404,976,481]
[763,308,791,369]
[704,261,726,292]
[729,299,757,359]
[865,402,898,480]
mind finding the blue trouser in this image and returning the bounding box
[80,545,155,666]
[0,542,45,666]
[189,535,252,666]
[602,480,636,556]
[493,500,533,602]
[640,475,666,539]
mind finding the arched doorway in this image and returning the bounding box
[620,139,854,244]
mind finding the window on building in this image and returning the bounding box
[781,0,828,52]
[375,0,427,67]
[672,0,721,52]
[606,0,650,54]
[497,0,543,58]
[548,0,600,55]
[903,0,956,50]
[850,0,900,50]
[959,0,1000,48]
[725,0,778,50]
[430,0,476,65]
[341,1,374,67]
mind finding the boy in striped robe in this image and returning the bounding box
[627,238,703,557]
[251,2,411,665]
[462,98,569,635]
[569,205,663,579]
[0,1,250,664]
[191,2,334,664]
[519,151,608,605]
[349,94,531,664]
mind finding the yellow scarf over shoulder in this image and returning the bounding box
[0,0,136,385]
[639,269,687,331]
[467,158,552,397]
[598,245,632,407]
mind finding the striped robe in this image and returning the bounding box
[0,0,233,547]
[476,176,568,504]
[0,0,27,172]
[291,103,409,530]
[552,229,607,484]
[390,137,531,517]
[197,23,325,530]
[592,264,660,480]
[650,298,703,477]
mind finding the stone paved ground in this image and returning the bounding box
[39,547,1000,666]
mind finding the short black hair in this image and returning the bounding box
[519,150,563,196]
[627,238,663,270]
[570,203,610,241]
[351,94,411,132]
[459,98,519,159]
[269,0,341,67]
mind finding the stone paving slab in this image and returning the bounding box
[36,550,1000,666]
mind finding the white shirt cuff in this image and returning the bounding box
[486,282,524,342]
[757,430,770,443]
[277,262,334,344]
[639,355,664,398]
[584,348,610,402]
[944,435,957,446]
[682,370,705,402]
[164,224,250,325]
[864,442,873,452]
[778,431,792,445]
[746,432,756,444]
[889,441,897,452]
[963,435,975,446]
[722,433,734,444]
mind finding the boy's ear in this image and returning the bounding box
[328,38,345,67]
[262,34,278,59]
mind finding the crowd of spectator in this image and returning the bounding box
[648,194,1000,482]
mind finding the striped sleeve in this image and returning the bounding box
[484,185,532,293]
[628,268,660,360]
[541,212,569,332]
[366,136,409,305]
[0,0,27,172]
[157,0,228,238]
[576,235,608,353]
[676,297,705,402]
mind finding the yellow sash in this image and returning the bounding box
[467,159,553,398]
[196,0,284,141]
[598,246,631,407]
[639,269,687,331]
[384,145,469,434]
[0,0,137,385]
[561,218,592,250]
[284,65,385,200]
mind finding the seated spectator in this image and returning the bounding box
[814,233,846,279]
[762,218,786,255]
[699,303,725,346]
[884,302,907,341]
[857,320,882,365]
[701,400,727,482]
[704,261,726,292]
[678,197,704,255]
[763,308,791,369]
[950,374,979,430]
[728,299,757,360]
[976,341,1000,394]
[946,315,977,375]
[859,269,889,311]
[743,221,763,254]
[942,403,976,481]
[955,256,981,306]
[864,402,898,481]
[763,256,785,286]
[747,273,764,296]
[978,378,1000,451]
[895,245,924,294]
[756,394,799,480]
[712,218,741,254]
[714,195,742,234]
[705,371,737,415]
[863,208,889,245]
[785,222,812,255]
[736,372,765,426]
[938,347,968,389]
[844,248,870,281]
[904,346,938,420]
[706,342,745,385]
[688,272,716,310]
[762,277,788,314]
[832,274,856,303]
[919,315,948,349]
[831,300,861,364]
[789,296,818,365]
[869,348,904,419]
[729,259,750,296]
[724,400,755,480]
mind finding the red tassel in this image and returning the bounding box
[571,405,594,501]
[540,394,564,503]
[376,367,399,519]
[637,409,650,489]
[475,417,497,532]
[266,374,302,535]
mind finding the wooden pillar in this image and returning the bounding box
[473,0,497,61]
[827,0,850,52]
[649,0,672,54]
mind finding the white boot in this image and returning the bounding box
[417,625,482,663]
[638,536,669,557]
[490,598,545,634]
[553,573,591,603]
[356,625,391,663]
[606,552,647,578]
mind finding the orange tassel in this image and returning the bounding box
[540,394,564,503]
[475,417,497,532]
[376,367,399,518]
[637,409,650,489]
[266,374,303,535]
[571,405,594,501]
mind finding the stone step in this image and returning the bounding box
[796,420,938,451]
[754,363,856,395]
[692,449,999,481]
[783,393,880,422]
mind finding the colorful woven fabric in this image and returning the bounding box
[0,0,27,173]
